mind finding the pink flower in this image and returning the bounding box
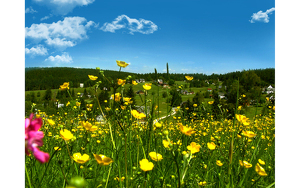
[25,113,49,163]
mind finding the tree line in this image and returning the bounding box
[25,67,274,91]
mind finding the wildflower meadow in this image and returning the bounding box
[25,61,275,188]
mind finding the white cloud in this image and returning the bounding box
[45,52,73,63]
[25,45,48,56]
[25,6,38,14]
[250,7,275,23]
[100,15,158,35]
[25,16,96,49]
[40,14,53,21]
[33,0,95,15]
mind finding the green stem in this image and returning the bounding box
[25,163,33,188]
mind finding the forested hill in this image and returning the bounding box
[25,67,135,91]
[25,67,275,91]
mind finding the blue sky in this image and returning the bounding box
[25,0,275,74]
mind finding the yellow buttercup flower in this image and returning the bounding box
[163,140,172,148]
[60,129,73,141]
[154,121,162,128]
[242,130,256,138]
[88,75,98,81]
[143,83,152,90]
[238,106,242,110]
[47,119,55,126]
[239,160,252,168]
[54,147,61,151]
[179,123,196,136]
[199,181,207,186]
[59,82,69,90]
[116,60,129,68]
[255,163,267,176]
[93,154,113,165]
[208,101,214,105]
[72,153,90,164]
[139,159,154,171]
[235,114,250,125]
[216,160,223,166]
[187,142,201,154]
[82,121,93,131]
[131,110,146,119]
[258,159,265,165]
[132,80,138,85]
[193,104,197,107]
[185,76,193,81]
[149,152,163,161]
[207,142,216,150]
[117,79,126,86]
[111,93,121,102]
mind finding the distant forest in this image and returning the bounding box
[25,67,275,91]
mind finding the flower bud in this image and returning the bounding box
[163,130,169,136]
[69,176,87,188]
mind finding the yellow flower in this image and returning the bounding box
[60,129,73,141]
[139,159,154,171]
[242,130,256,138]
[208,101,214,104]
[242,94,246,97]
[266,97,269,101]
[163,140,172,148]
[149,152,163,161]
[59,82,69,90]
[198,181,207,186]
[187,142,201,154]
[93,154,113,165]
[143,83,152,90]
[235,114,250,125]
[72,153,90,164]
[131,110,146,119]
[47,119,55,126]
[88,75,98,81]
[179,123,196,136]
[255,163,267,176]
[117,79,126,86]
[132,80,138,85]
[193,104,197,107]
[185,76,193,81]
[238,106,242,110]
[207,142,216,150]
[54,147,61,151]
[216,160,223,166]
[76,102,81,107]
[116,60,129,68]
[111,93,121,102]
[82,121,93,131]
[239,160,252,168]
[115,177,125,182]
[155,122,162,128]
[258,159,265,165]
[66,101,70,106]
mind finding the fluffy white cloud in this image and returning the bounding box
[45,52,73,63]
[100,15,158,35]
[25,45,48,56]
[25,16,96,49]
[25,6,38,14]
[33,0,95,15]
[250,7,275,23]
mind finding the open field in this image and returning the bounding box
[25,71,274,188]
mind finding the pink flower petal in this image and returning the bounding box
[33,147,50,163]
